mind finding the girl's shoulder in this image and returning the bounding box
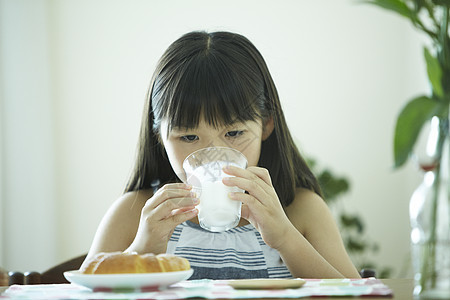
[82,189,154,256]
[116,189,154,212]
[106,189,154,223]
[287,187,325,210]
[285,188,331,234]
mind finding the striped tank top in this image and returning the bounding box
[166,221,293,280]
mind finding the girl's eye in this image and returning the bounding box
[225,130,244,138]
[180,135,198,142]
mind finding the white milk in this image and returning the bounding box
[197,181,241,231]
[185,160,243,231]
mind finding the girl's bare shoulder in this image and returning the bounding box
[285,188,331,233]
[287,187,326,210]
[114,189,154,215]
[82,189,154,259]
[101,189,154,228]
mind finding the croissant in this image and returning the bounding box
[80,252,190,274]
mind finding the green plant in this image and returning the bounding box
[361,1,450,294]
[360,0,450,167]
[307,158,392,278]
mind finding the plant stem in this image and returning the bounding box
[425,2,440,31]
[414,17,439,41]
[427,158,439,289]
[440,7,450,77]
[421,118,446,290]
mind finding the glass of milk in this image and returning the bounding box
[182,147,248,232]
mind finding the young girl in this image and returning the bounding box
[82,31,360,279]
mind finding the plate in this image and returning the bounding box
[227,278,306,289]
[64,269,194,290]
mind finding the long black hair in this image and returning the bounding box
[125,31,322,207]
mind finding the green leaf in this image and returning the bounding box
[394,96,441,168]
[431,0,450,7]
[340,214,364,233]
[379,268,393,278]
[360,0,413,19]
[318,170,350,202]
[345,236,367,253]
[424,48,444,98]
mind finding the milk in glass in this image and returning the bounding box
[197,181,241,230]
[183,147,247,232]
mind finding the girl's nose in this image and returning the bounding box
[207,137,231,148]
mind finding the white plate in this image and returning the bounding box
[64,269,194,290]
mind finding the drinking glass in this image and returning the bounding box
[182,147,248,232]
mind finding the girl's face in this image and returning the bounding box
[160,118,270,181]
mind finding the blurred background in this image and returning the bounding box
[0,0,428,277]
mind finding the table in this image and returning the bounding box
[313,279,413,300]
[381,279,414,299]
[0,278,414,299]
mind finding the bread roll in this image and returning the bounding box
[80,252,190,274]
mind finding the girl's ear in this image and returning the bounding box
[262,116,274,141]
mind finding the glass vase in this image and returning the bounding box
[410,118,450,299]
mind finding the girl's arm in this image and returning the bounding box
[81,185,198,270]
[282,189,361,278]
[80,190,149,269]
[223,165,360,278]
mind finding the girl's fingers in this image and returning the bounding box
[224,165,272,185]
[228,191,258,207]
[159,182,192,191]
[145,184,193,210]
[223,166,273,194]
[167,196,199,208]
[165,208,198,227]
[151,195,199,220]
[230,193,267,225]
[240,203,251,220]
[170,207,194,216]
[246,166,272,186]
[223,175,269,203]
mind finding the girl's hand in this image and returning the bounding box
[222,166,295,250]
[126,183,198,254]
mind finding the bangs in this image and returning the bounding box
[151,43,268,133]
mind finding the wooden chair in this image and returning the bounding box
[360,269,376,278]
[6,254,87,285]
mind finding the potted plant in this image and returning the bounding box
[362,0,450,298]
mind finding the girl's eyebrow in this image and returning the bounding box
[169,121,249,133]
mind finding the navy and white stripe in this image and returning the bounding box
[166,221,293,280]
[169,225,182,242]
[268,266,294,278]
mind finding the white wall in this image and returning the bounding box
[0,0,428,276]
[0,0,57,272]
